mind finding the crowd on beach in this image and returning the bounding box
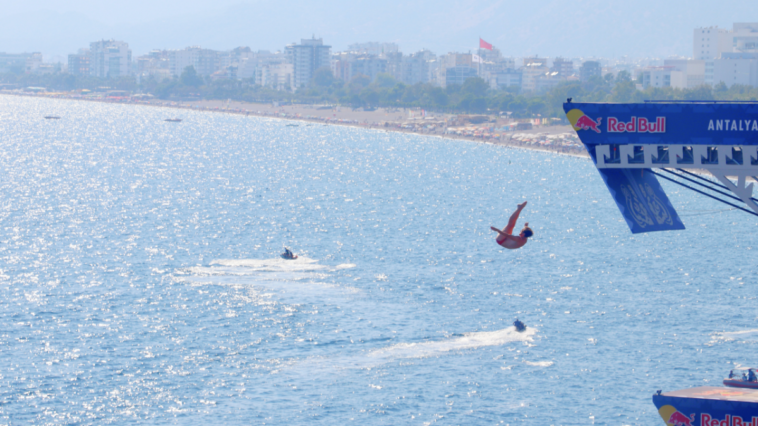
[6,90,588,157]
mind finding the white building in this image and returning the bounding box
[169,47,219,77]
[68,49,90,76]
[689,23,758,87]
[347,42,399,57]
[135,50,171,81]
[693,27,733,60]
[521,58,549,92]
[640,66,686,89]
[732,23,758,54]
[494,70,522,91]
[662,59,705,88]
[433,53,480,88]
[266,62,294,91]
[286,37,331,89]
[712,52,758,88]
[398,50,433,85]
[89,40,131,79]
[445,66,478,87]
[25,53,43,74]
[535,71,563,92]
[237,51,292,90]
[330,53,388,83]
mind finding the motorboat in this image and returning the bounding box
[164,118,182,122]
[44,116,60,119]
[723,369,758,389]
[514,319,526,332]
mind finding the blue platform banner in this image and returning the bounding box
[598,168,685,233]
[564,102,758,147]
[653,387,758,426]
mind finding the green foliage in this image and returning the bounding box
[313,67,338,88]
[180,66,204,87]
[461,77,489,98]
[373,73,396,89]
[4,68,758,116]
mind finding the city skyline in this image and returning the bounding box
[8,20,758,95]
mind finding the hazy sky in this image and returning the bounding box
[1,0,756,60]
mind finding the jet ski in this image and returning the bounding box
[514,319,526,332]
[281,248,297,260]
[724,369,758,389]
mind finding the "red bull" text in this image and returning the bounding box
[701,413,758,426]
[607,117,666,133]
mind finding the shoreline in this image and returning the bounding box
[4,91,590,160]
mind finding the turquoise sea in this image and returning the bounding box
[1,95,757,425]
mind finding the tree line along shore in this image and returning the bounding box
[3,66,758,120]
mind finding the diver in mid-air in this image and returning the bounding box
[491,201,533,250]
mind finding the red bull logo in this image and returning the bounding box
[566,109,602,133]
[658,406,696,426]
[669,411,695,426]
[608,117,666,133]
[566,109,667,134]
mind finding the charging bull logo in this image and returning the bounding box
[669,412,695,426]
[658,405,695,426]
[566,109,602,133]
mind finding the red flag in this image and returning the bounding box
[479,38,493,51]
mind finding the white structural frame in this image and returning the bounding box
[594,144,758,214]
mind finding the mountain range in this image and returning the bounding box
[0,0,754,60]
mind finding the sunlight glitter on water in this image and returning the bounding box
[1,95,758,425]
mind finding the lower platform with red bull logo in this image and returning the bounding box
[653,386,758,426]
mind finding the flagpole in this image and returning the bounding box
[476,36,482,78]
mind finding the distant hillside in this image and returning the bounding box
[0,0,753,58]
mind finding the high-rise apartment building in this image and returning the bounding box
[68,49,90,76]
[732,23,758,54]
[521,57,548,91]
[693,27,733,60]
[169,47,219,77]
[712,52,758,87]
[330,52,388,83]
[135,50,171,81]
[0,52,34,74]
[399,51,433,85]
[662,59,705,88]
[640,66,686,89]
[236,51,292,90]
[692,23,758,87]
[551,58,574,77]
[579,61,601,82]
[89,40,131,78]
[286,37,331,88]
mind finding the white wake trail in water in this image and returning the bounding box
[710,328,758,344]
[174,257,360,298]
[366,327,536,361]
[293,327,537,372]
[211,256,327,272]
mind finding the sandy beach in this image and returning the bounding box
[5,91,589,158]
